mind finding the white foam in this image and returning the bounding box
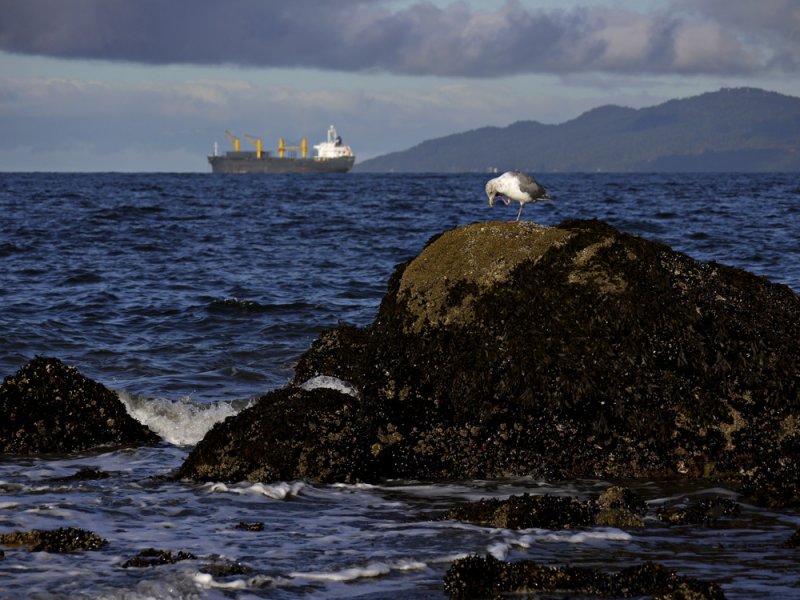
[206,480,305,500]
[487,541,510,560]
[517,528,633,546]
[118,391,251,446]
[291,559,426,582]
[299,375,360,398]
[193,573,247,590]
[194,572,290,591]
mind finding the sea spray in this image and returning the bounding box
[118,391,254,446]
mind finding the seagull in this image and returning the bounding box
[485,171,551,222]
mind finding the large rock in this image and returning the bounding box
[182,220,800,493]
[178,386,378,483]
[0,357,160,454]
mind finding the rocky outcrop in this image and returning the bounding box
[443,486,646,530]
[0,528,108,552]
[178,386,378,483]
[443,555,725,599]
[120,548,196,568]
[181,220,800,500]
[443,488,749,533]
[0,356,160,454]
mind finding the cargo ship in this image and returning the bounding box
[208,125,355,174]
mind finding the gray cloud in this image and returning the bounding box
[676,0,800,71]
[0,0,796,76]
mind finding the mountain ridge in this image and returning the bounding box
[355,87,800,172]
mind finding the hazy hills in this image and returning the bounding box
[354,88,800,173]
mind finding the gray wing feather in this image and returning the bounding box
[510,171,547,198]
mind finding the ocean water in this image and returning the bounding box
[0,172,798,598]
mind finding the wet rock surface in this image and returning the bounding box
[181,220,799,506]
[53,467,112,482]
[0,528,108,552]
[443,554,726,599]
[120,548,196,568]
[235,521,265,532]
[0,356,160,454]
[739,432,800,508]
[178,386,378,483]
[444,492,598,529]
[200,561,252,577]
[443,488,750,533]
[657,496,741,527]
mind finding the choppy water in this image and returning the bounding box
[0,172,799,598]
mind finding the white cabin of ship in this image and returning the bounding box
[314,125,354,160]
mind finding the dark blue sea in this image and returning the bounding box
[0,172,798,598]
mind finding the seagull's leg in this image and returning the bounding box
[515,204,524,222]
[501,195,511,206]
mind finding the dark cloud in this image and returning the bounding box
[0,0,795,76]
[676,0,800,71]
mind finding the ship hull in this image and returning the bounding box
[208,155,354,174]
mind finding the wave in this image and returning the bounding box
[118,391,253,446]
[118,377,361,447]
[204,480,306,500]
[290,559,427,582]
[486,527,634,561]
[299,375,360,399]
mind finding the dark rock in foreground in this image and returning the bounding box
[657,496,741,527]
[443,486,646,530]
[200,561,252,577]
[443,555,725,599]
[178,386,377,483]
[739,432,800,508]
[181,220,800,503]
[445,488,751,532]
[120,548,196,568]
[0,528,108,552]
[444,492,598,530]
[0,357,160,455]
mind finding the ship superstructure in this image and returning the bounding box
[208,125,355,174]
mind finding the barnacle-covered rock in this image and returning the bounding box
[595,485,647,528]
[443,486,646,530]
[0,527,108,552]
[444,492,597,530]
[658,496,741,526]
[183,219,799,495]
[0,357,160,454]
[120,548,196,568]
[443,554,725,599]
[177,386,378,483]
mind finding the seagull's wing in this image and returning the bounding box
[515,172,547,199]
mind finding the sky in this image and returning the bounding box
[1,0,799,171]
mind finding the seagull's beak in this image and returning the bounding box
[488,192,495,207]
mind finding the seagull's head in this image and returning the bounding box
[485,180,498,207]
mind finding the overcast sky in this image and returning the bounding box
[1,0,799,171]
